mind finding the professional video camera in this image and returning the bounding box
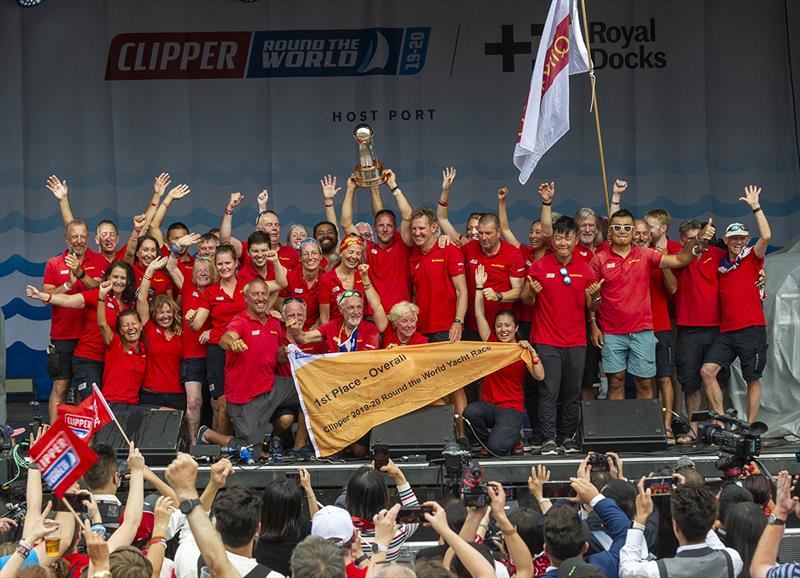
[461,460,490,507]
[692,410,767,477]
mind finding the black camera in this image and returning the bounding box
[5,502,26,527]
[461,460,490,508]
[693,410,766,475]
[442,442,471,480]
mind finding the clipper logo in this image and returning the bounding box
[106,27,429,80]
[64,414,93,439]
[38,433,79,489]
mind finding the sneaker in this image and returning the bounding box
[196,425,209,446]
[561,438,581,454]
[541,439,559,456]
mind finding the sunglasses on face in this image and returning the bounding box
[610,224,634,233]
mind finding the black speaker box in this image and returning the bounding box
[580,399,667,452]
[93,409,185,465]
[371,405,455,457]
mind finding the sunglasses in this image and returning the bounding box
[337,289,362,303]
[726,224,748,234]
[282,297,306,306]
[610,224,634,233]
[560,267,572,286]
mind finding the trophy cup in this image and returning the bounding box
[352,124,388,188]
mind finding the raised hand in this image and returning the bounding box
[570,476,600,505]
[347,172,359,194]
[538,182,555,204]
[739,185,762,208]
[607,452,624,479]
[265,250,279,263]
[635,476,654,524]
[612,179,628,196]
[177,233,201,249]
[384,169,398,190]
[127,443,145,472]
[358,263,370,281]
[700,217,716,242]
[147,256,168,273]
[29,423,49,446]
[497,187,508,201]
[475,264,488,287]
[228,192,244,210]
[528,465,550,501]
[257,189,269,211]
[46,175,69,200]
[132,213,148,231]
[441,167,456,191]
[165,453,199,499]
[585,279,604,298]
[321,176,341,200]
[167,183,190,200]
[518,340,538,358]
[210,457,234,488]
[98,280,113,300]
[154,173,171,197]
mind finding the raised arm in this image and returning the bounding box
[340,173,359,236]
[497,187,521,247]
[219,192,245,258]
[321,175,343,236]
[265,250,288,292]
[385,169,413,234]
[199,457,234,511]
[436,167,460,244]
[137,256,168,324]
[150,183,190,247]
[660,220,715,269]
[96,281,115,345]
[108,444,145,552]
[166,233,200,289]
[370,184,384,215]
[46,175,75,226]
[740,185,772,258]
[257,188,269,213]
[359,265,388,332]
[474,265,492,341]
[488,482,534,578]
[538,181,555,238]
[124,213,149,264]
[751,471,798,578]
[425,502,495,578]
[26,285,86,309]
[609,179,626,217]
[298,469,320,516]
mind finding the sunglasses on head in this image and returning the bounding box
[282,297,306,306]
[337,289,362,303]
[727,225,748,234]
[610,224,634,233]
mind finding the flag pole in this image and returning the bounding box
[59,498,85,526]
[578,0,611,217]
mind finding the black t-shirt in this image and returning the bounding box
[254,519,311,576]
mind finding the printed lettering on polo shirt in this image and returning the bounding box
[60,269,70,275]
[546,273,555,278]
[216,296,224,301]
[431,258,444,263]
[469,259,478,265]
[293,288,304,294]
[606,263,616,269]
[371,248,378,254]
[252,330,260,335]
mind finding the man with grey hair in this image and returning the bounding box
[376,564,416,578]
[197,278,298,450]
[291,536,346,578]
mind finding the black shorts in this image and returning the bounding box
[676,326,722,393]
[423,331,451,343]
[47,339,78,381]
[206,344,226,399]
[705,326,768,381]
[180,357,207,385]
[139,390,187,411]
[72,357,104,400]
[654,331,675,379]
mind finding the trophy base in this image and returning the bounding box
[354,162,387,188]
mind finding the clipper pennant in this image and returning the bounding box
[513,0,589,184]
[56,388,113,441]
[30,419,98,498]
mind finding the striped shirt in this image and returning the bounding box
[356,482,420,561]
[767,564,800,578]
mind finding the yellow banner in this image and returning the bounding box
[289,341,532,456]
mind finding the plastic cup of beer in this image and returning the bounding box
[45,528,61,556]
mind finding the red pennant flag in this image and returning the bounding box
[56,403,96,440]
[30,418,98,498]
[90,385,115,430]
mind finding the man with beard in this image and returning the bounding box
[313,221,340,270]
[590,210,713,401]
[701,186,771,423]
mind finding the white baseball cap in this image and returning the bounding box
[311,505,354,546]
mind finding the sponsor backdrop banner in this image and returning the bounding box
[0,0,798,396]
[289,341,533,456]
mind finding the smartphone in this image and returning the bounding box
[644,476,676,496]
[588,452,609,472]
[285,471,301,482]
[373,445,389,469]
[463,492,490,508]
[396,506,433,524]
[542,481,577,499]
[53,492,89,513]
[504,487,517,501]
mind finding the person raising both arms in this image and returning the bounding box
[318,232,370,325]
[435,167,482,246]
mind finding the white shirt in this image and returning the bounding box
[618,528,743,578]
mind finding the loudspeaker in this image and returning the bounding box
[779,529,800,563]
[371,405,455,457]
[580,399,667,452]
[94,409,185,465]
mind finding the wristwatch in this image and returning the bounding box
[496,291,503,302]
[371,542,389,554]
[179,498,202,515]
[767,514,786,526]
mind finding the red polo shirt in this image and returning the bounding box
[649,240,682,333]
[527,253,596,348]
[481,335,525,412]
[102,335,146,405]
[381,326,429,348]
[674,246,726,327]
[142,323,184,394]
[590,244,663,335]
[515,244,547,324]
[132,262,173,297]
[198,278,248,344]
[574,242,610,264]
[240,242,299,272]
[224,312,283,404]
[278,267,320,329]
[43,251,98,340]
[318,268,370,324]
[462,240,526,332]
[181,281,210,359]
[159,245,195,279]
[410,243,466,334]
[318,320,380,352]
[366,231,412,314]
[719,250,766,333]
[91,247,127,277]
[73,290,124,362]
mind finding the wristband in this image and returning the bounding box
[142,275,151,281]
[632,521,646,531]
[541,201,552,206]
[46,293,53,304]
[225,208,234,216]
[496,292,503,302]
[98,296,105,302]
[752,206,763,214]
[592,295,601,303]
[324,201,334,208]
[354,554,369,567]
[362,283,372,291]
[532,357,542,366]
[476,286,484,291]
[390,185,400,193]
[453,318,464,326]
[15,540,31,559]
[147,537,167,548]
[171,243,183,255]
[77,270,86,280]
[438,200,448,207]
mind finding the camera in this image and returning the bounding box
[461,460,490,508]
[5,502,26,526]
[588,452,609,472]
[692,410,766,475]
[442,442,471,480]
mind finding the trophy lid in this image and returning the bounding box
[353,123,374,143]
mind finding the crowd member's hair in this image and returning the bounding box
[290,535,346,578]
[653,494,679,559]
[602,480,637,520]
[494,309,518,326]
[508,507,544,555]
[671,484,717,542]
[467,212,484,223]
[95,219,118,235]
[590,470,610,492]
[477,213,500,229]
[215,244,238,263]
[287,224,308,244]
[411,206,437,227]
[103,261,137,305]
[552,215,579,236]
[116,310,141,340]
[742,474,773,509]
[444,499,467,533]
[84,444,117,491]
[718,484,753,527]
[148,294,181,334]
[167,222,189,237]
[134,234,160,256]
[208,227,221,237]
[375,564,417,578]
[543,505,585,563]
[109,546,153,578]
[281,297,307,312]
[212,487,262,548]
[65,219,89,234]
[387,301,420,325]
[450,542,494,578]
[247,230,271,248]
[199,232,220,246]
[193,256,219,285]
[299,237,322,253]
[678,219,702,238]
[346,466,389,521]
[644,208,671,228]
[415,559,454,578]
[49,558,69,578]
[610,209,635,224]
[674,465,705,488]
[256,209,280,227]
[260,477,303,540]
[724,502,767,578]
[375,209,397,223]
[17,567,55,578]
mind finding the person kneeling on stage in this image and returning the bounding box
[197,278,298,450]
[463,265,544,456]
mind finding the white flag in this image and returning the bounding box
[513,0,589,184]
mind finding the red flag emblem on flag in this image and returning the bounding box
[29,419,98,498]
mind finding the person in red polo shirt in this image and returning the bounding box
[197,278,298,450]
[701,186,772,423]
[318,234,371,325]
[382,302,429,348]
[237,231,289,292]
[341,170,413,314]
[435,167,483,247]
[279,239,324,329]
[590,209,714,401]
[523,216,601,455]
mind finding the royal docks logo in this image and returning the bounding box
[105,27,430,80]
